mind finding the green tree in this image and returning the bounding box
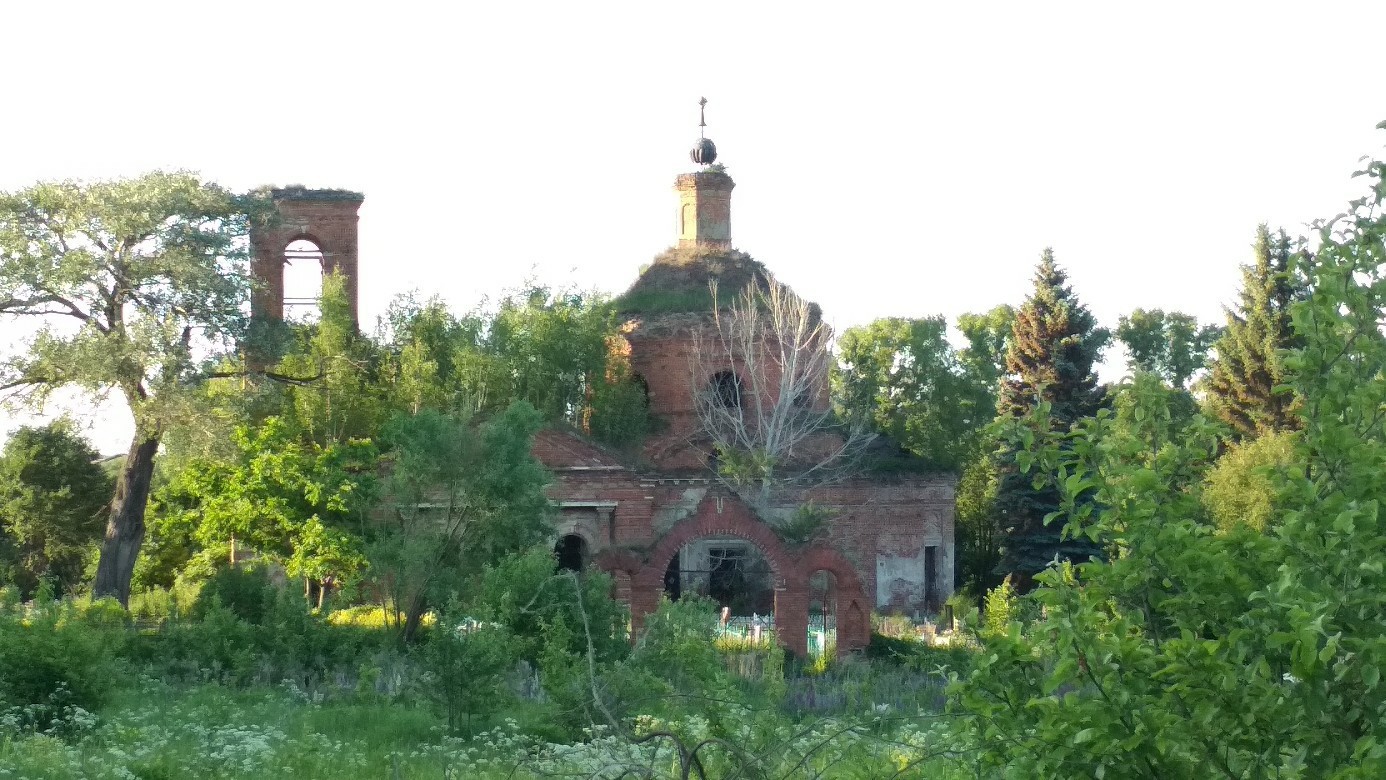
[949,305,1013,595]
[1201,429,1299,533]
[585,335,651,451]
[485,287,611,423]
[0,421,112,596]
[1115,308,1222,389]
[378,287,644,449]
[378,292,500,415]
[1204,224,1304,439]
[956,304,1015,392]
[0,172,259,605]
[834,316,993,471]
[956,143,1386,776]
[422,610,518,734]
[954,452,1002,597]
[277,273,385,445]
[366,402,552,642]
[993,249,1107,587]
[158,416,375,601]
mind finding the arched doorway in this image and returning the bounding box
[554,534,587,572]
[808,569,837,659]
[632,493,874,658]
[664,537,775,617]
[282,238,324,322]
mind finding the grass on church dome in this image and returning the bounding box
[615,245,773,316]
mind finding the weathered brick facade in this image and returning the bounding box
[250,187,363,325]
[250,168,957,659]
[538,428,955,657]
[534,168,957,657]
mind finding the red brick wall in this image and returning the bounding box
[250,192,363,325]
[625,317,832,472]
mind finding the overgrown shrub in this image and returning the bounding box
[191,564,276,626]
[0,602,119,733]
[421,609,517,734]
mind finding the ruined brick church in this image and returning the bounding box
[249,114,955,657]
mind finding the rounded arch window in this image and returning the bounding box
[554,534,588,572]
[710,370,742,409]
[282,238,324,322]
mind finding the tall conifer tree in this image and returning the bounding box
[993,250,1107,587]
[1205,225,1302,439]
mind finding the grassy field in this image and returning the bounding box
[0,673,976,779]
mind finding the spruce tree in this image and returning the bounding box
[993,250,1107,587]
[1204,225,1302,439]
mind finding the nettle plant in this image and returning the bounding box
[956,142,1386,778]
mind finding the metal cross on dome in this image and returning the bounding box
[699,96,708,137]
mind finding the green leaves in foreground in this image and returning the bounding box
[955,145,1386,778]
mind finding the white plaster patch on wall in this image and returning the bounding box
[876,552,926,608]
[651,487,708,534]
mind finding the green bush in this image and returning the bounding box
[191,565,276,626]
[421,612,516,734]
[0,604,119,733]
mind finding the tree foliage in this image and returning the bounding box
[1201,429,1299,533]
[0,421,112,596]
[1204,225,1304,439]
[835,316,993,471]
[956,304,1015,392]
[956,145,1386,777]
[1115,308,1222,389]
[364,403,552,642]
[156,416,375,599]
[0,172,260,604]
[992,250,1107,586]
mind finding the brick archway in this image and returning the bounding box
[630,492,869,657]
[798,545,871,652]
[250,188,363,326]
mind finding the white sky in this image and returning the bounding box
[3,0,1385,455]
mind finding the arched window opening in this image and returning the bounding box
[282,239,324,323]
[710,370,742,409]
[632,373,651,409]
[808,569,838,659]
[554,534,588,572]
[663,538,773,619]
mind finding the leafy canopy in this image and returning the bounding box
[0,420,112,596]
[1115,308,1221,389]
[835,316,993,471]
[957,138,1386,777]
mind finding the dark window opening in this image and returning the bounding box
[711,370,742,408]
[663,556,682,600]
[555,534,587,572]
[924,545,938,608]
[632,373,650,408]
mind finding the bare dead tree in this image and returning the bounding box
[689,279,874,510]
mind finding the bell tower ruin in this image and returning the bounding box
[676,97,734,248]
[249,187,364,325]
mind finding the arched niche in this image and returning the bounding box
[281,238,325,322]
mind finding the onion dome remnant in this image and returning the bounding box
[691,137,718,165]
[690,97,719,166]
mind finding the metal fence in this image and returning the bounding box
[715,614,839,657]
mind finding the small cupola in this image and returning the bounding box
[676,97,735,249]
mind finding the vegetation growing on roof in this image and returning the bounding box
[615,245,773,315]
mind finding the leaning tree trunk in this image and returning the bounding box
[402,592,428,643]
[93,435,160,606]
